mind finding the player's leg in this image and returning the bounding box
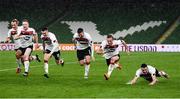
[104,55,119,80]
[77,50,85,66]
[22,48,32,76]
[158,70,169,79]
[84,55,91,79]
[29,54,41,62]
[15,49,22,73]
[53,51,64,66]
[43,52,51,78]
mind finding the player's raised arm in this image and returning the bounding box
[121,40,130,55]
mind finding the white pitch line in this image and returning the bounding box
[0,58,105,72]
[0,61,78,72]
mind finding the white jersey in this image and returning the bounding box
[7,26,22,49]
[73,32,92,50]
[17,27,36,48]
[41,32,59,52]
[100,40,122,59]
[135,65,156,77]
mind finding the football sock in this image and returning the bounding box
[44,62,49,74]
[84,64,90,77]
[16,58,21,68]
[107,64,115,77]
[24,61,29,72]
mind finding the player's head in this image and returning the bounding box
[41,27,48,36]
[107,35,114,45]
[141,64,148,74]
[11,19,19,29]
[77,28,84,38]
[22,19,29,30]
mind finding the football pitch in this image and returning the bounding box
[0,51,180,98]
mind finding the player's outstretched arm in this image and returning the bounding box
[149,75,157,85]
[127,76,139,85]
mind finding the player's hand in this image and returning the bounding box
[126,81,133,85]
[149,83,155,86]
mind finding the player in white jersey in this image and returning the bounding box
[41,27,64,78]
[6,19,40,74]
[96,35,129,80]
[16,19,39,76]
[127,64,169,85]
[72,28,95,79]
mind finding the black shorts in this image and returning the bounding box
[19,45,33,55]
[45,49,61,60]
[106,54,120,66]
[77,47,91,61]
[140,69,161,82]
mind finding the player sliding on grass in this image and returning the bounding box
[72,28,95,79]
[41,27,64,78]
[127,63,169,85]
[6,19,41,74]
[96,35,129,80]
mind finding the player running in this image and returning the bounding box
[72,28,95,79]
[16,19,39,76]
[41,27,64,78]
[96,35,129,80]
[127,63,169,85]
[6,19,40,74]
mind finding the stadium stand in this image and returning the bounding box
[0,0,179,43]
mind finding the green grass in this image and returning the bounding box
[0,51,180,98]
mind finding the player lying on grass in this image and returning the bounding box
[96,35,129,80]
[127,63,169,85]
[72,28,95,79]
[6,19,41,74]
[41,27,64,78]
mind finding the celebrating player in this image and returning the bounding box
[96,35,129,80]
[72,28,94,79]
[41,27,64,78]
[15,19,39,76]
[127,63,169,85]
[6,19,40,74]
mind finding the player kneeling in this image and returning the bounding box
[41,27,64,78]
[96,35,129,80]
[127,63,169,85]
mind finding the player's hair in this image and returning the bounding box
[22,19,29,23]
[107,34,114,39]
[141,64,147,68]
[11,19,19,24]
[77,28,83,33]
[41,27,48,31]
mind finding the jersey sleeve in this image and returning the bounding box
[50,34,58,45]
[86,33,92,42]
[32,28,36,35]
[100,40,106,49]
[7,30,11,38]
[135,69,141,77]
[117,40,123,45]
[148,66,156,75]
